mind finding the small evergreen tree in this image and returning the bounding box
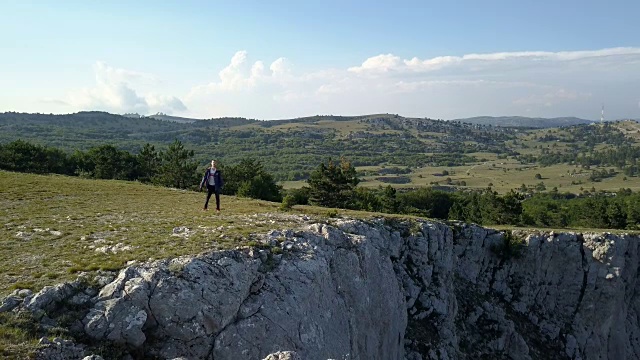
[84,144,138,180]
[223,158,282,202]
[137,143,160,183]
[154,140,198,189]
[381,185,401,213]
[307,157,359,208]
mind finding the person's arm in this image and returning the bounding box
[199,170,208,190]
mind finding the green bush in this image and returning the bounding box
[280,194,296,211]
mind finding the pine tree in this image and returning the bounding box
[307,157,359,208]
[155,140,198,189]
[137,143,160,183]
[223,158,282,201]
[380,185,401,213]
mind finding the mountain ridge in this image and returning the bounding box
[3,111,609,129]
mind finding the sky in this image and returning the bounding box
[1,0,639,120]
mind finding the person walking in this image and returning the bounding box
[199,160,224,212]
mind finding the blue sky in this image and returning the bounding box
[1,0,639,119]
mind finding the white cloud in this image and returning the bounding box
[349,47,640,75]
[316,83,344,95]
[146,94,187,113]
[71,48,640,119]
[68,81,149,113]
[215,51,253,91]
[64,62,186,114]
[93,61,157,85]
[347,54,402,74]
[176,47,640,119]
[12,46,640,120]
[270,57,292,79]
[187,51,296,98]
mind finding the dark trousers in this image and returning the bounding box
[204,184,220,210]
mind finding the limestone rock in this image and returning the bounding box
[34,337,86,360]
[0,295,22,312]
[14,217,639,360]
[262,351,301,360]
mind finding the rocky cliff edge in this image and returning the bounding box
[2,216,639,360]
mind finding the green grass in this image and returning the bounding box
[2,170,344,356]
[0,311,41,358]
[281,160,639,195]
[405,162,640,194]
[0,171,337,298]
[0,170,399,299]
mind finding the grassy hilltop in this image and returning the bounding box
[0,171,355,298]
[0,170,385,356]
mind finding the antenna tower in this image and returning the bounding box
[600,105,604,123]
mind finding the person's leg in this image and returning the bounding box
[215,190,221,211]
[204,186,214,209]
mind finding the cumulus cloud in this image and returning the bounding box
[64,62,186,114]
[182,47,640,120]
[68,81,149,113]
[348,47,640,74]
[347,54,402,74]
[146,94,188,113]
[187,51,296,98]
[270,57,292,78]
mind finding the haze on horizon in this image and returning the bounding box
[1,0,639,121]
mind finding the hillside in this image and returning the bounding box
[1,112,639,194]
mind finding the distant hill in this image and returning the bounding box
[453,116,593,128]
[5,111,638,185]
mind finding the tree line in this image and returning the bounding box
[2,139,638,230]
[288,158,640,230]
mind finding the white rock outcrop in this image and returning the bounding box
[4,217,639,360]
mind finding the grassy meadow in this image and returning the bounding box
[283,160,639,194]
[0,170,392,357]
[0,171,365,298]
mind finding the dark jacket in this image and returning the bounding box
[199,168,224,192]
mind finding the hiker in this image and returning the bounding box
[199,159,224,211]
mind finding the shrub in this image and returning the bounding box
[280,194,296,211]
[326,209,339,218]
